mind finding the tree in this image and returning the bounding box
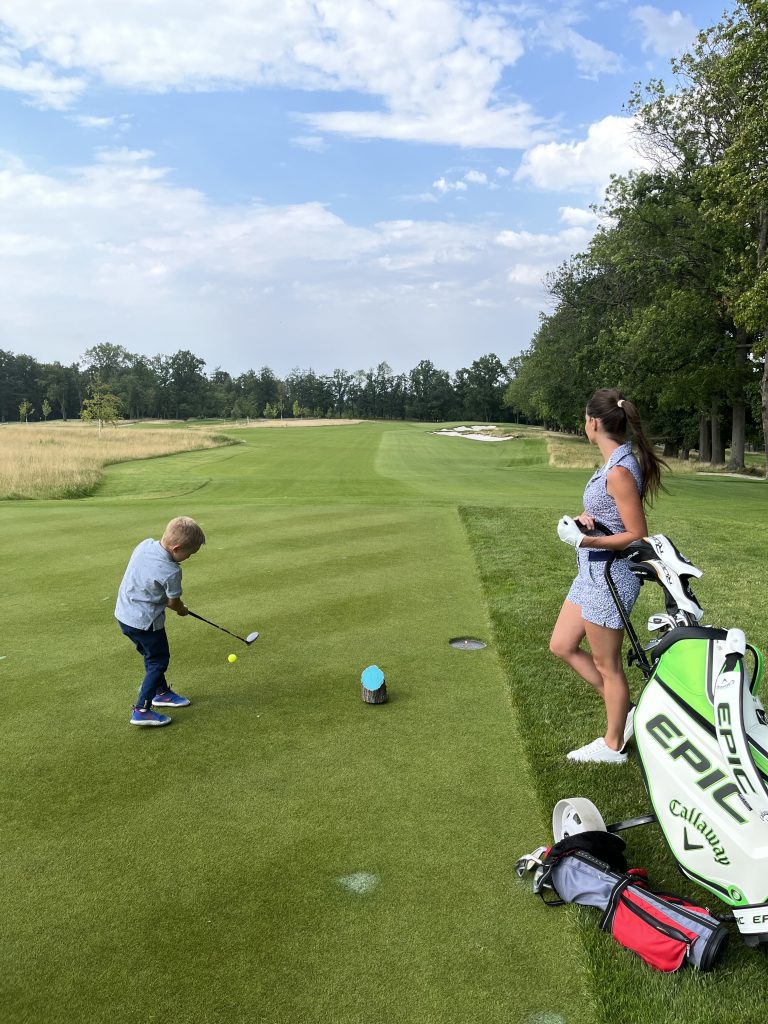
[41,398,52,421]
[43,361,82,421]
[81,378,122,437]
[19,399,34,422]
[167,350,207,418]
[593,169,741,460]
[462,354,510,421]
[326,369,354,416]
[81,343,132,386]
[407,360,453,420]
[629,2,768,471]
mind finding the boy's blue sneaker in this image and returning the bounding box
[130,707,172,727]
[151,689,191,708]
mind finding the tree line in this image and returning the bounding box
[503,1,768,472]
[0,344,515,425]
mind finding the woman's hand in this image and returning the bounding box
[575,513,595,531]
[557,515,585,548]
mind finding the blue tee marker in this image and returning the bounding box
[361,664,387,704]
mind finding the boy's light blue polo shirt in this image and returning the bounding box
[115,539,182,631]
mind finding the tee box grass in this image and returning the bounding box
[1,420,767,1024]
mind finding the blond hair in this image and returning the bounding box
[161,516,206,552]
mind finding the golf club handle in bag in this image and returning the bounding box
[713,628,768,822]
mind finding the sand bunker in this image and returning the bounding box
[433,425,515,442]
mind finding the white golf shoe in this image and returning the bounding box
[567,736,628,764]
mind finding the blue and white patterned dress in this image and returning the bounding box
[566,442,643,629]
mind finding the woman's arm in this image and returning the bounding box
[578,466,647,550]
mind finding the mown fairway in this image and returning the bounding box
[2,421,767,1024]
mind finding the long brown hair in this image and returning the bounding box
[586,388,667,504]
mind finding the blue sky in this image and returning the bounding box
[0,1,731,376]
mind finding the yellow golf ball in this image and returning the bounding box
[227,653,238,664]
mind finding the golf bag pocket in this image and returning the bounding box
[601,881,728,972]
[544,849,624,909]
[532,831,629,906]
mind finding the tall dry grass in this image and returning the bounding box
[0,422,232,499]
[544,432,744,476]
[546,434,602,470]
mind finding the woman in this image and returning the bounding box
[550,388,666,764]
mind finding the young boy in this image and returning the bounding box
[116,516,205,727]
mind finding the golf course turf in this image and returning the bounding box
[2,420,767,1023]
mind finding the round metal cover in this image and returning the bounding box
[449,636,487,650]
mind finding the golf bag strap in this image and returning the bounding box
[713,629,768,822]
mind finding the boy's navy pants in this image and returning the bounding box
[118,621,170,709]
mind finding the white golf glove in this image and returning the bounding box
[557,515,584,548]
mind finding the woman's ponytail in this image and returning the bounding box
[622,400,666,504]
[586,388,667,505]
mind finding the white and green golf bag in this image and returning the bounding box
[610,535,768,946]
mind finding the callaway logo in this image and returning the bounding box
[683,828,704,851]
[716,673,738,689]
[670,800,731,864]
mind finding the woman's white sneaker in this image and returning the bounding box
[567,736,627,764]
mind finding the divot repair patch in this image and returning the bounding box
[337,873,379,894]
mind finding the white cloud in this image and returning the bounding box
[558,205,599,227]
[507,263,552,287]
[433,177,468,193]
[495,166,511,178]
[399,191,439,204]
[290,135,327,152]
[516,115,654,193]
[431,168,497,196]
[0,43,85,108]
[531,10,623,78]
[495,224,595,258]
[69,114,116,129]
[631,6,697,56]
[305,101,544,149]
[69,113,132,132]
[0,1,546,148]
[0,147,595,372]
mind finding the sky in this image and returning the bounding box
[0,1,732,377]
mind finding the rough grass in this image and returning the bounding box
[545,431,767,479]
[0,422,234,499]
[461,480,768,1024]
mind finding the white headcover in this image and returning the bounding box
[647,534,703,579]
[643,558,704,621]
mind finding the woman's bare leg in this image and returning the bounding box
[550,600,604,693]
[584,619,631,751]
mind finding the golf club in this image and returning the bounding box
[188,611,259,645]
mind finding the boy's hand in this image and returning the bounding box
[168,597,189,616]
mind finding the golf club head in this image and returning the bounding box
[245,631,260,645]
